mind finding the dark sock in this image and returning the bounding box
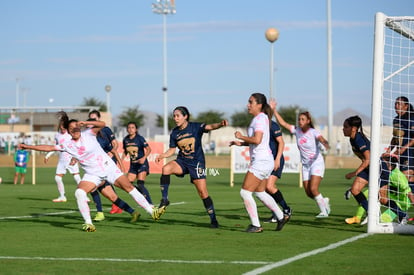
[389,200,406,221]
[91,190,103,212]
[354,192,368,212]
[114,198,134,214]
[202,196,217,223]
[160,174,170,200]
[135,180,153,204]
[271,190,289,211]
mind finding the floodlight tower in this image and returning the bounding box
[265,27,279,100]
[105,84,111,113]
[152,0,176,136]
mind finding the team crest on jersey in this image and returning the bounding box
[177,137,195,156]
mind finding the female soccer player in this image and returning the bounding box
[19,112,160,232]
[263,119,292,223]
[386,96,414,193]
[122,121,153,205]
[342,116,370,219]
[155,106,228,228]
[88,110,125,221]
[230,93,286,233]
[271,99,331,218]
[44,121,81,202]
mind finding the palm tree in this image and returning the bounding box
[79,97,107,112]
[118,105,145,128]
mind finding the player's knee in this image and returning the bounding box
[75,188,87,200]
[240,189,252,200]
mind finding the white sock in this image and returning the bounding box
[55,175,65,197]
[255,191,284,220]
[75,189,92,224]
[240,188,260,227]
[315,194,328,214]
[129,188,153,214]
[73,174,81,185]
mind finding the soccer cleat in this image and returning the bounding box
[283,207,292,222]
[158,198,170,215]
[275,218,287,231]
[151,207,162,221]
[52,196,67,202]
[109,204,123,214]
[360,217,368,225]
[130,210,141,223]
[316,212,329,218]
[263,216,278,223]
[399,214,408,225]
[345,216,361,224]
[245,224,263,233]
[324,197,331,214]
[82,223,96,232]
[93,212,105,222]
[210,220,219,229]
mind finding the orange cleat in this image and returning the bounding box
[109,204,123,214]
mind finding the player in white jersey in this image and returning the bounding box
[19,112,161,232]
[271,99,331,218]
[230,93,286,233]
[44,122,81,202]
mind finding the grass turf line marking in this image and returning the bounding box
[0,201,186,220]
[0,256,272,265]
[243,233,371,275]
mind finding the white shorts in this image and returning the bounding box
[248,159,274,180]
[56,159,80,175]
[302,155,325,180]
[81,163,123,187]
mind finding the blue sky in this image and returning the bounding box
[1,0,413,122]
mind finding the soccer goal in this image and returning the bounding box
[369,12,414,234]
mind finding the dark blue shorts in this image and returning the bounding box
[356,168,369,181]
[175,158,206,182]
[270,157,284,179]
[128,162,150,175]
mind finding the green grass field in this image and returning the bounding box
[0,167,413,275]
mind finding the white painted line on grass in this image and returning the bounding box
[0,201,186,220]
[243,233,371,275]
[0,256,272,265]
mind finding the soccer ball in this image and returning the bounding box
[0,177,2,184]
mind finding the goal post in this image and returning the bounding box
[369,12,414,234]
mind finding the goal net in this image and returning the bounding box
[369,12,414,234]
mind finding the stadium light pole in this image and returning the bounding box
[105,84,111,113]
[327,0,334,150]
[152,0,176,136]
[265,27,279,100]
[15,78,20,109]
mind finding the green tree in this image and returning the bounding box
[80,97,107,112]
[195,110,227,145]
[230,111,252,128]
[156,114,175,131]
[278,104,302,135]
[118,105,145,128]
[195,110,226,124]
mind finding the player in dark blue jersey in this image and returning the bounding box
[263,120,292,223]
[122,121,153,205]
[88,110,139,222]
[387,96,414,193]
[343,116,370,220]
[155,106,228,228]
